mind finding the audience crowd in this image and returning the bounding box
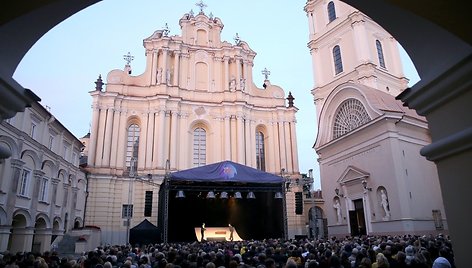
[0,234,455,268]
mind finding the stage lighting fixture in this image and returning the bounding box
[247,191,256,199]
[220,191,228,199]
[207,191,216,199]
[175,190,185,198]
[274,192,283,199]
[234,192,242,199]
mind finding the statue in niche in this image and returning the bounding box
[380,189,391,219]
[156,68,162,84]
[333,199,342,224]
[166,68,171,85]
[240,77,246,91]
[229,77,236,91]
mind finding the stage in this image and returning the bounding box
[195,226,242,242]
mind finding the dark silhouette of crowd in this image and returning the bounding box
[0,234,455,268]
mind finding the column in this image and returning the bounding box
[115,110,128,170]
[278,121,287,173]
[0,226,11,252]
[88,106,100,166]
[289,120,300,173]
[30,170,44,217]
[152,112,159,168]
[244,118,251,166]
[94,107,107,167]
[138,112,148,170]
[102,108,115,166]
[9,227,34,253]
[180,54,189,89]
[173,51,180,86]
[250,120,257,168]
[284,121,293,173]
[178,112,189,169]
[169,111,178,169]
[230,116,237,161]
[272,121,281,173]
[33,228,52,253]
[236,116,244,163]
[109,109,122,169]
[6,160,24,223]
[163,111,171,166]
[145,112,155,169]
[157,110,166,168]
[224,116,231,160]
[224,57,229,91]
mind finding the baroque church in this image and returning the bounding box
[84,6,303,244]
[305,0,447,236]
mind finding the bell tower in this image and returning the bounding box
[304,0,408,117]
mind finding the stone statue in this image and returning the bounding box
[166,68,171,84]
[333,199,342,224]
[156,68,162,84]
[380,189,390,219]
[240,77,246,91]
[229,77,236,91]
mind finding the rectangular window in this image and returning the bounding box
[144,191,153,217]
[19,169,30,196]
[39,178,48,202]
[122,204,133,218]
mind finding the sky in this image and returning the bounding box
[13,0,419,190]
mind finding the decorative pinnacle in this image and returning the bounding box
[234,33,241,45]
[261,67,271,80]
[195,0,207,14]
[123,52,134,65]
[163,23,170,37]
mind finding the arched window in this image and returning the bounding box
[333,45,343,75]
[327,1,336,23]
[193,128,206,167]
[126,124,140,175]
[255,131,265,171]
[376,40,386,68]
[333,98,371,139]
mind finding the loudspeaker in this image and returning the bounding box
[295,192,303,215]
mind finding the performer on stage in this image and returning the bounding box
[201,223,206,241]
[228,223,234,241]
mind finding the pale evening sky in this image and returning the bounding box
[13,0,419,190]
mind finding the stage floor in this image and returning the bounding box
[194,226,242,242]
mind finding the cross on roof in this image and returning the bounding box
[123,52,134,65]
[261,67,271,80]
[195,0,207,14]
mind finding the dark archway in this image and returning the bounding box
[1,2,471,266]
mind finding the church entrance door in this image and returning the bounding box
[349,199,366,236]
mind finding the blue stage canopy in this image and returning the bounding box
[169,161,283,184]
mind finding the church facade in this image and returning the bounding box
[85,8,302,244]
[305,0,447,236]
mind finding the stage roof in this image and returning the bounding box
[169,161,283,184]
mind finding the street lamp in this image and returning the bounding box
[362,179,372,191]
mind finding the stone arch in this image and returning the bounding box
[35,213,51,229]
[0,135,19,159]
[20,149,40,170]
[52,216,63,231]
[73,217,83,229]
[315,83,383,147]
[12,209,33,227]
